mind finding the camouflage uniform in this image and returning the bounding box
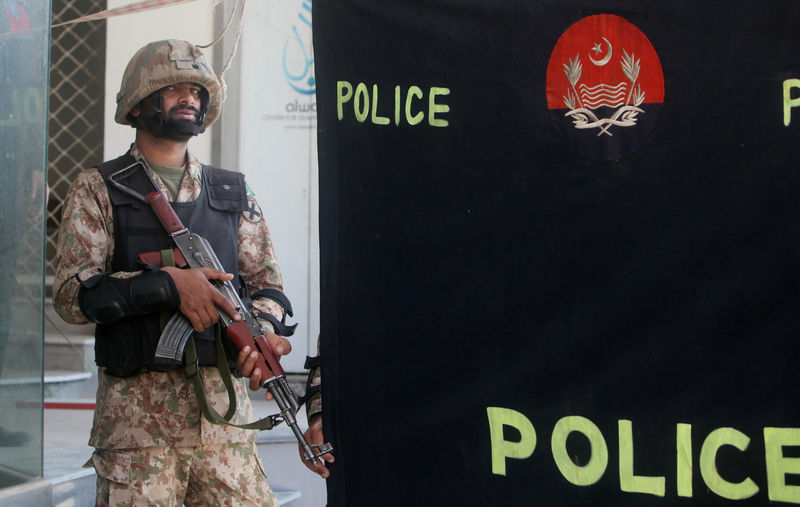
[53,144,282,506]
[53,40,284,506]
[306,338,323,419]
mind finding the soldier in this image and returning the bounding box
[52,39,292,505]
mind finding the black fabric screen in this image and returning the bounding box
[314,1,800,505]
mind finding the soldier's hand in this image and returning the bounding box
[263,333,291,397]
[300,414,334,478]
[161,266,240,331]
[237,345,263,390]
[265,332,292,357]
[236,334,291,392]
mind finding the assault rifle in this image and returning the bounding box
[109,164,332,465]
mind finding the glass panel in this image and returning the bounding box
[0,0,51,485]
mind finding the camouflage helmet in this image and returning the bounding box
[115,39,222,127]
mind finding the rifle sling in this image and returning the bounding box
[155,237,276,431]
[184,332,276,430]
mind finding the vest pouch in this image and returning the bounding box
[206,171,247,213]
[95,316,175,377]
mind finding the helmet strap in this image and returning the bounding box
[197,88,210,127]
[150,91,167,125]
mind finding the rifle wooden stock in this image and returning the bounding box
[225,321,286,380]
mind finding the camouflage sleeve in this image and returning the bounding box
[237,192,286,334]
[307,365,323,418]
[52,170,141,324]
[307,336,322,418]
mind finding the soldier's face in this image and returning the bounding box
[159,82,203,122]
[131,82,207,141]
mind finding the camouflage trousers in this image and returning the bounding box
[89,442,278,507]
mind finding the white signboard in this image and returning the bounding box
[225,0,319,371]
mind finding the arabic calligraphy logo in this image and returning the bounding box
[546,14,664,159]
[282,0,315,95]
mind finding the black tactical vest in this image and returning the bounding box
[95,152,248,376]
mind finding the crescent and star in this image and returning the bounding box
[589,37,612,66]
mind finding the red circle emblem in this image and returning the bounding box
[546,14,664,160]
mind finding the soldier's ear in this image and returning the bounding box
[130,104,141,118]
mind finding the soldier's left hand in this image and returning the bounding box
[236,334,291,392]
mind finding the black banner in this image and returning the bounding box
[314,1,800,505]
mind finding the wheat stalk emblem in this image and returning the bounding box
[621,49,644,106]
[562,46,646,136]
[562,54,583,110]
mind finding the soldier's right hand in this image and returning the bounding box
[161,267,241,331]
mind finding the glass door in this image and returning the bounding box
[0,0,51,487]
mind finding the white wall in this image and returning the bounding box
[218,0,319,372]
[104,0,217,161]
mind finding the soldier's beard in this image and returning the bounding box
[140,105,206,142]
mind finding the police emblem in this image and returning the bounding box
[243,197,263,223]
[546,14,664,160]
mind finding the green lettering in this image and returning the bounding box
[354,83,369,123]
[783,79,800,127]
[336,81,353,121]
[370,84,389,125]
[551,416,608,486]
[764,427,800,503]
[677,423,693,498]
[405,86,424,125]
[394,85,401,126]
[486,407,536,476]
[617,420,665,496]
[428,87,450,127]
[699,427,759,500]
